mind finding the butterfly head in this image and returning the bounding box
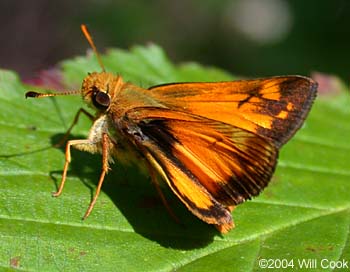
[81,71,123,112]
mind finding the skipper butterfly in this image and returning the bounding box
[26,25,317,233]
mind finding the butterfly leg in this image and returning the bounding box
[53,132,112,218]
[83,133,111,219]
[53,114,112,219]
[54,108,94,147]
[52,138,93,197]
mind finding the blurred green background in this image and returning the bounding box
[1,0,349,82]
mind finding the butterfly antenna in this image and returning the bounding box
[81,24,106,72]
[25,90,81,99]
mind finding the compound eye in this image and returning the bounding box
[92,87,110,110]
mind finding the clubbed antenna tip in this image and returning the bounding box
[25,91,41,98]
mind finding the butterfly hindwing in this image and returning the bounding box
[120,107,278,230]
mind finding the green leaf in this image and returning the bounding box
[1,44,349,271]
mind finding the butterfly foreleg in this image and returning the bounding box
[53,114,114,219]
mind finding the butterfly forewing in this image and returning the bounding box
[148,76,317,147]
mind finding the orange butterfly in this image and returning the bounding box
[26,25,317,233]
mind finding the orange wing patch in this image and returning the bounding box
[142,141,233,227]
